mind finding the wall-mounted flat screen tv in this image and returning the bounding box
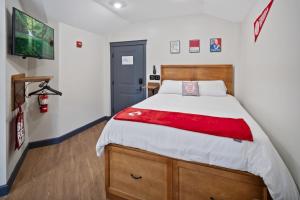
[12,7,54,60]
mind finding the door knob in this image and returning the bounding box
[139,78,143,85]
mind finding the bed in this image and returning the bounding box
[96,65,299,200]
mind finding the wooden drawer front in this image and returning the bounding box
[108,147,171,200]
[174,161,267,200]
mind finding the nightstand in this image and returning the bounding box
[147,82,160,97]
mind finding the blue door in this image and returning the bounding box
[111,40,147,115]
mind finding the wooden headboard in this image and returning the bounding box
[161,65,234,95]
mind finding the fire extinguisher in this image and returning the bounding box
[16,105,25,150]
[38,94,48,113]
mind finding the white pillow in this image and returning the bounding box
[198,80,227,96]
[158,80,182,95]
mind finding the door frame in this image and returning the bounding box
[110,40,147,115]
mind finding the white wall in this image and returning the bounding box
[27,20,60,142]
[103,15,240,116]
[0,0,7,186]
[57,23,106,137]
[238,0,300,189]
[27,22,107,142]
[5,0,30,181]
[3,1,107,185]
[0,0,104,185]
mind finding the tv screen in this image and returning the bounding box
[12,8,54,60]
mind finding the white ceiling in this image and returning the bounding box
[95,0,256,23]
[20,0,256,34]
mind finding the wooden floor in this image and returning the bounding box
[1,122,107,200]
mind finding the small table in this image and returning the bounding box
[147,82,160,97]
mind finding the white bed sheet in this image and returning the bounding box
[96,94,299,200]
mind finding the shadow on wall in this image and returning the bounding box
[19,0,48,23]
[270,136,300,190]
[9,115,17,157]
[6,8,12,55]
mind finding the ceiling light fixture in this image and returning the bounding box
[113,2,123,9]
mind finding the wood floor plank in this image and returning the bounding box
[1,122,107,200]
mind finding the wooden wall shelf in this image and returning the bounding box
[11,74,53,111]
[13,76,53,83]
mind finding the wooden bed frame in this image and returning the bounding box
[105,65,271,200]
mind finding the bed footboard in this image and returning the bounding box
[105,144,271,200]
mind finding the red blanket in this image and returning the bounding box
[114,107,253,142]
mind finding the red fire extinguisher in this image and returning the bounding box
[16,105,25,150]
[38,94,48,113]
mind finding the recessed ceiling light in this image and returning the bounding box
[113,2,123,9]
[107,0,127,10]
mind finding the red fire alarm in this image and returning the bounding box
[76,41,82,48]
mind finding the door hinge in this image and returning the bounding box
[111,53,114,58]
[112,81,114,85]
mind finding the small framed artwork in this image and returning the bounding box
[189,39,200,53]
[170,40,180,54]
[210,38,222,52]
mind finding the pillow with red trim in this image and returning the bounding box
[182,81,199,96]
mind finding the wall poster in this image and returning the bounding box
[170,40,180,54]
[189,39,200,53]
[210,38,222,52]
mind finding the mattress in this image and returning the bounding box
[96,94,299,200]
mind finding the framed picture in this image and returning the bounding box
[210,38,222,52]
[189,39,200,53]
[170,40,180,54]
